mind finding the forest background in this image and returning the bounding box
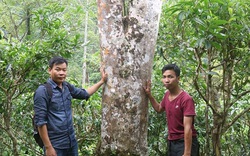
[0,0,249,156]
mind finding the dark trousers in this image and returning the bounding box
[43,143,78,156]
[167,137,199,156]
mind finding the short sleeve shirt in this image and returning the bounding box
[160,90,197,140]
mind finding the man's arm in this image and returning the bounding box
[183,116,193,156]
[143,80,164,113]
[38,125,56,156]
[86,68,107,95]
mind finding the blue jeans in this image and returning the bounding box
[44,143,78,156]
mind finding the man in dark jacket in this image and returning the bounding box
[34,56,107,156]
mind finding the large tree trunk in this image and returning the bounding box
[97,0,162,155]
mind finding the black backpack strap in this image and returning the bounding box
[43,82,53,102]
[65,81,73,93]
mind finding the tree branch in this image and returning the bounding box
[193,48,207,102]
[193,48,219,115]
[228,90,250,109]
[223,106,250,133]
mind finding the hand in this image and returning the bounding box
[45,145,57,156]
[100,67,108,83]
[143,80,152,96]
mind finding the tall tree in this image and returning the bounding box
[97,0,162,155]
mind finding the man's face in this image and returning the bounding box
[161,70,180,90]
[48,63,67,85]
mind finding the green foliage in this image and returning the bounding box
[72,89,103,156]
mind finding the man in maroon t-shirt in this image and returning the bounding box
[144,64,199,156]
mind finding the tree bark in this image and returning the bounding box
[97,0,162,155]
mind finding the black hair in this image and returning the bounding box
[162,63,180,77]
[49,56,68,69]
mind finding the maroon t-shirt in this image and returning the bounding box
[160,90,197,140]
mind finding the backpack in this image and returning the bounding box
[32,82,73,148]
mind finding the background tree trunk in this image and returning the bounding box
[97,0,162,155]
[82,0,89,86]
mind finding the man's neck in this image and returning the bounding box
[169,86,182,96]
[168,87,183,101]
